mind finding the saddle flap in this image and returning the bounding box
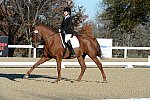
[60,34,79,48]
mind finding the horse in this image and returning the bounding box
[23,25,107,83]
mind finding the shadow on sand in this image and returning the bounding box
[0,73,102,83]
[0,73,76,83]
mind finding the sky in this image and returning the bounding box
[74,0,102,20]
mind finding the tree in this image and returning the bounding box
[95,0,150,57]
[96,0,150,47]
[0,0,85,57]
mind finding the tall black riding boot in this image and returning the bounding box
[61,31,66,47]
[67,40,76,57]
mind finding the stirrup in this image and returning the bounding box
[70,50,76,57]
[71,54,76,57]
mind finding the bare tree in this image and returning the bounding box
[0,0,85,57]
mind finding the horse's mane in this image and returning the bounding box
[48,25,58,33]
[35,25,96,40]
[36,25,58,33]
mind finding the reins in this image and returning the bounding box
[38,32,57,40]
[33,31,58,43]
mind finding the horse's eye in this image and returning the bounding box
[32,34,36,36]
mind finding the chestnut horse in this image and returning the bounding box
[24,25,107,83]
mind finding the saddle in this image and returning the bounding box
[60,34,78,58]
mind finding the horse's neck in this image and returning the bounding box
[43,33,62,48]
[38,26,55,39]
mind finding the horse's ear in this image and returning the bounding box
[28,24,35,31]
[31,26,35,31]
[26,23,34,29]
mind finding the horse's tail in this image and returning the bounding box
[97,41,103,59]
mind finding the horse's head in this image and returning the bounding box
[30,25,58,48]
[31,26,42,48]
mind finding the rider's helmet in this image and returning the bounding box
[63,7,71,15]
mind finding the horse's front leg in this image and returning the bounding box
[23,56,50,79]
[53,56,62,83]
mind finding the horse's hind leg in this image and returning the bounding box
[53,55,62,83]
[23,56,50,79]
[76,56,87,81]
[90,56,107,83]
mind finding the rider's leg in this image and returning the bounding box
[61,31,66,46]
[66,40,76,57]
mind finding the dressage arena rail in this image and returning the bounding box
[8,45,150,58]
[0,57,149,68]
[0,45,149,68]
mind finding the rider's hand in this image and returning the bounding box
[58,29,61,33]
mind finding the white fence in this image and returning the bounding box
[8,45,150,58]
[0,60,149,68]
[112,47,150,58]
[0,45,149,68]
[8,45,41,58]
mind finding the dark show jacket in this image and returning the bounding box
[60,16,77,35]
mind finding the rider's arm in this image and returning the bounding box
[60,17,72,32]
[62,17,72,31]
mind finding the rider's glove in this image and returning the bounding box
[58,29,61,33]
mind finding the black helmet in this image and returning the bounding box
[63,7,71,15]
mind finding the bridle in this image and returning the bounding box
[31,29,57,44]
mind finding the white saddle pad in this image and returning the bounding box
[60,34,79,48]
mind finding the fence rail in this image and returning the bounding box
[0,61,149,68]
[3,45,150,68]
[8,45,43,58]
[8,45,150,58]
[0,57,149,68]
[112,47,150,58]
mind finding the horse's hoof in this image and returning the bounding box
[76,80,80,82]
[52,81,58,84]
[23,75,29,79]
[102,80,107,83]
[52,79,60,84]
[74,79,81,82]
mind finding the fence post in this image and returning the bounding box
[33,48,36,58]
[124,48,127,58]
[148,55,150,66]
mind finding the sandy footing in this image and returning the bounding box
[0,68,150,100]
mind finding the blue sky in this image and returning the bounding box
[74,0,102,20]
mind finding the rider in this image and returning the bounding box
[59,7,77,57]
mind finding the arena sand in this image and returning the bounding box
[0,68,150,100]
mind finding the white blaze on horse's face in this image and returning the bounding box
[34,30,38,33]
[32,29,39,48]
